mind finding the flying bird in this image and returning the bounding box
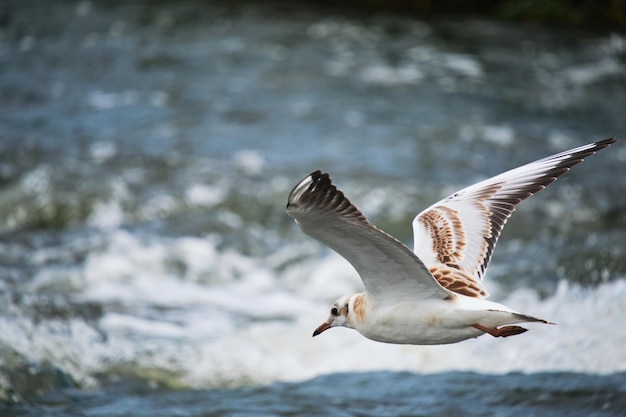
[286,138,616,345]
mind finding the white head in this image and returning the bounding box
[312,294,355,337]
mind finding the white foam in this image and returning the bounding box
[359,64,424,85]
[181,276,626,386]
[233,149,265,175]
[184,184,226,206]
[4,230,624,389]
[89,201,124,230]
[89,235,626,385]
[565,57,622,85]
[89,141,117,163]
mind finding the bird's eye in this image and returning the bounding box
[331,307,339,316]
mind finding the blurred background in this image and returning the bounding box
[1,0,625,415]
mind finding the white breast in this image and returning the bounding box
[353,297,526,345]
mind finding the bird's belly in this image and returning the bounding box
[356,306,483,345]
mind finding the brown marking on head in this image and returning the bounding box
[351,293,368,321]
[429,265,488,298]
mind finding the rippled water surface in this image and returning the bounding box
[1,0,625,415]
[4,372,626,417]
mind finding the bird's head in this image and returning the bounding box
[312,295,354,337]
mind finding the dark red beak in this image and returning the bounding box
[312,321,332,337]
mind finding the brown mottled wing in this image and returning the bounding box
[287,171,452,304]
[412,138,616,297]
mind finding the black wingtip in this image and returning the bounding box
[286,170,367,221]
[286,170,331,210]
[594,137,617,149]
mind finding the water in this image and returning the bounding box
[1,0,625,415]
[5,372,626,417]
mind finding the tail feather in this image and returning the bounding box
[510,312,555,325]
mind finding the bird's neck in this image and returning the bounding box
[347,292,369,324]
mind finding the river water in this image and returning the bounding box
[1,1,625,416]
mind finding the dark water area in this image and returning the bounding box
[1,0,625,415]
[2,0,624,174]
[3,371,626,417]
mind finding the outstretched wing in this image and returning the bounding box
[412,137,616,297]
[287,171,452,304]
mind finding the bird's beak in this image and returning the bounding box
[312,321,332,337]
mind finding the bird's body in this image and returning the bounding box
[286,138,616,345]
[339,292,541,345]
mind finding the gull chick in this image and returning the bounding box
[286,138,616,345]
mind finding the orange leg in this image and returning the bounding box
[473,323,528,338]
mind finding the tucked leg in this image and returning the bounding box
[473,323,528,338]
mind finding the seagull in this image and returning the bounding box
[286,138,616,345]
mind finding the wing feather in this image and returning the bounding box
[287,171,451,303]
[412,137,616,296]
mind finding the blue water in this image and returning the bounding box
[3,372,625,416]
[1,1,625,415]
